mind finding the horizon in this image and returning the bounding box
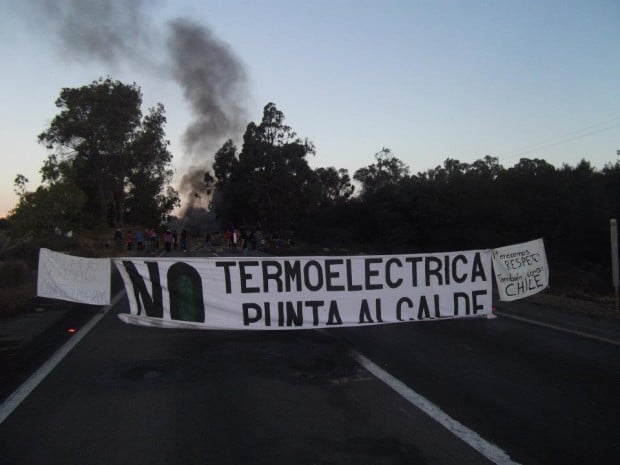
[1,0,619,217]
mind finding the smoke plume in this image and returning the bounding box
[166,19,248,210]
[33,0,153,65]
[167,19,248,155]
[29,0,250,211]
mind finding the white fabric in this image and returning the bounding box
[37,248,111,305]
[492,238,549,301]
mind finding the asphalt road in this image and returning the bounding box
[1,295,495,465]
[1,256,619,465]
[336,313,620,465]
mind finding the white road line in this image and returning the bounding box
[495,311,620,346]
[0,290,126,424]
[352,350,521,465]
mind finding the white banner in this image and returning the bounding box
[113,250,493,330]
[492,238,549,301]
[37,248,111,305]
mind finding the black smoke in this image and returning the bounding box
[167,19,248,155]
[28,0,249,211]
[166,18,248,211]
[32,0,153,65]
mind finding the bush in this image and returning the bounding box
[0,258,36,316]
[0,259,29,287]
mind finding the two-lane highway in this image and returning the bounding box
[1,287,618,465]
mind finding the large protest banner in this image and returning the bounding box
[37,248,111,305]
[492,238,549,301]
[113,250,492,330]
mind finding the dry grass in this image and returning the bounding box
[528,291,619,319]
[0,227,128,316]
[0,276,36,316]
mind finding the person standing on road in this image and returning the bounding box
[225,228,233,250]
[114,229,122,251]
[135,229,144,251]
[164,230,173,252]
[149,228,159,252]
[240,230,249,256]
[249,230,257,251]
[181,229,188,252]
[233,228,239,250]
[205,233,212,252]
[127,230,134,251]
[172,229,178,250]
[145,228,152,253]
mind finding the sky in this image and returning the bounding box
[1,0,619,218]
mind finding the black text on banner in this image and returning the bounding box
[114,251,493,330]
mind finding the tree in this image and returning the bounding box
[9,175,87,237]
[206,139,240,224]
[123,103,179,226]
[239,103,317,230]
[353,148,409,196]
[313,167,355,205]
[208,103,317,231]
[470,155,503,180]
[497,158,563,242]
[37,77,178,227]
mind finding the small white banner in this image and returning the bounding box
[492,238,549,301]
[37,248,111,305]
[113,250,493,330]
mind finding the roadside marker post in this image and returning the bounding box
[610,219,619,312]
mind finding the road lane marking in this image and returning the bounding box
[351,350,521,465]
[0,290,125,424]
[495,311,620,346]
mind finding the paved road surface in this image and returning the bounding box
[336,313,619,465]
[1,295,495,465]
[1,252,619,464]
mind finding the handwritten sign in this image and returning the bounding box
[37,248,111,305]
[492,238,549,301]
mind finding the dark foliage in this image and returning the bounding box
[302,156,620,293]
[204,102,620,294]
[19,77,180,233]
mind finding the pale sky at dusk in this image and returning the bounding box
[1,0,619,217]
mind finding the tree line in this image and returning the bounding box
[206,103,620,293]
[7,78,619,292]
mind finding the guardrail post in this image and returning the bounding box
[610,219,619,311]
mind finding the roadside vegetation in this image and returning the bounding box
[204,103,620,303]
[3,77,620,316]
[0,226,124,316]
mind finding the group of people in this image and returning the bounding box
[113,226,262,256]
[223,228,258,255]
[114,227,188,254]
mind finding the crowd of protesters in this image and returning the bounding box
[113,227,190,255]
[223,227,261,255]
[114,226,265,256]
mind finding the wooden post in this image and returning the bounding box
[611,219,619,311]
